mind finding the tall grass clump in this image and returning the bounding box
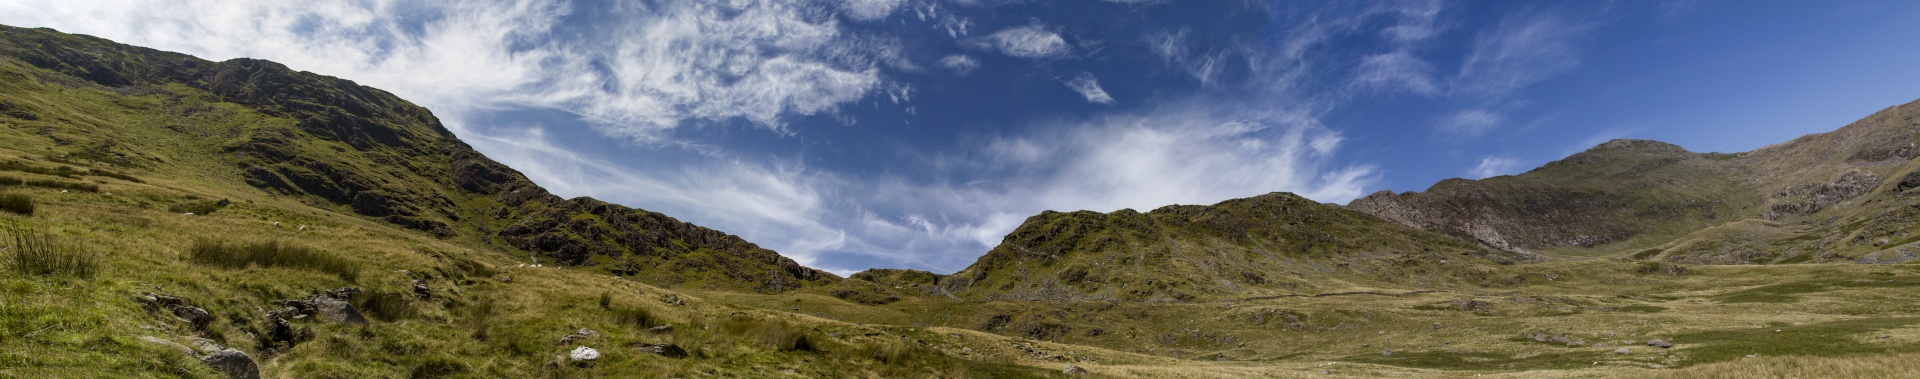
[716,315,816,352]
[187,238,357,280]
[0,193,31,215]
[4,224,97,278]
[354,289,415,321]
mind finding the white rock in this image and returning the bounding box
[569,346,600,361]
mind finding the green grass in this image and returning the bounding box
[3,224,97,278]
[186,238,357,281]
[1671,317,1920,367]
[0,193,29,215]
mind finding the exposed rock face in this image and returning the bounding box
[200,349,261,379]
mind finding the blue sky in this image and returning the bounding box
[5,0,1919,275]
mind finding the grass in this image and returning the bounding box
[0,193,29,215]
[167,199,226,215]
[3,224,97,278]
[1649,353,1920,379]
[186,238,357,281]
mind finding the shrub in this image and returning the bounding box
[4,224,97,278]
[186,239,357,280]
[0,193,30,215]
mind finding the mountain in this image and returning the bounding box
[1351,99,1920,264]
[895,192,1535,302]
[0,25,830,292]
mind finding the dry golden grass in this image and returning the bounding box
[1648,354,1920,379]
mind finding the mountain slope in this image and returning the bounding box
[931,192,1534,302]
[0,25,829,291]
[1350,99,1920,264]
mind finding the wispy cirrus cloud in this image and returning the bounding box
[1467,156,1522,179]
[1438,109,1504,138]
[1453,10,1588,97]
[1352,50,1439,95]
[1063,72,1115,104]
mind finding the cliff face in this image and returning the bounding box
[0,25,830,291]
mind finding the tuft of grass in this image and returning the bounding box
[0,193,31,215]
[609,304,658,329]
[356,289,415,321]
[716,315,816,352]
[167,199,227,215]
[4,224,97,278]
[186,238,357,281]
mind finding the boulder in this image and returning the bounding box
[569,346,601,361]
[635,343,688,359]
[412,280,432,300]
[560,329,600,345]
[1062,364,1088,375]
[199,348,261,379]
[310,298,368,324]
[1614,347,1632,355]
[1648,339,1673,348]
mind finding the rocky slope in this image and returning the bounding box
[0,25,829,291]
[921,192,1535,302]
[1351,99,1920,264]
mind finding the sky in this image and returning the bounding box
[4,0,1919,275]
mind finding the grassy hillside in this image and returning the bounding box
[1350,100,1920,265]
[0,25,829,292]
[926,192,1534,303]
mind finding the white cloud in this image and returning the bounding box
[1453,11,1586,97]
[1467,156,1522,179]
[0,0,898,139]
[842,0,903,21]
[1063,72,1115,104]
[937,54,980,75]
[985,25,1068,59]
[1437,109,1503,138]
[1352,50,1438,95]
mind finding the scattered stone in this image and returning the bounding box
[1614,347,1632,355]
[660,294,686,306]
[309,298,368,324]
[1381,348,1394,356]
[273,290,367,324]
[560,329,600,345]
[634,343,688,359]
[1450,299,1493,312]
[569,346,601,361]
[186,337,226,355]
[647,325,674,334]
[1062,364,1088,375]
[1648,339,1673,348]
[138,336,195,357]
[138,293,215,332]
[412,280,432,300]
[200,348,261,379]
